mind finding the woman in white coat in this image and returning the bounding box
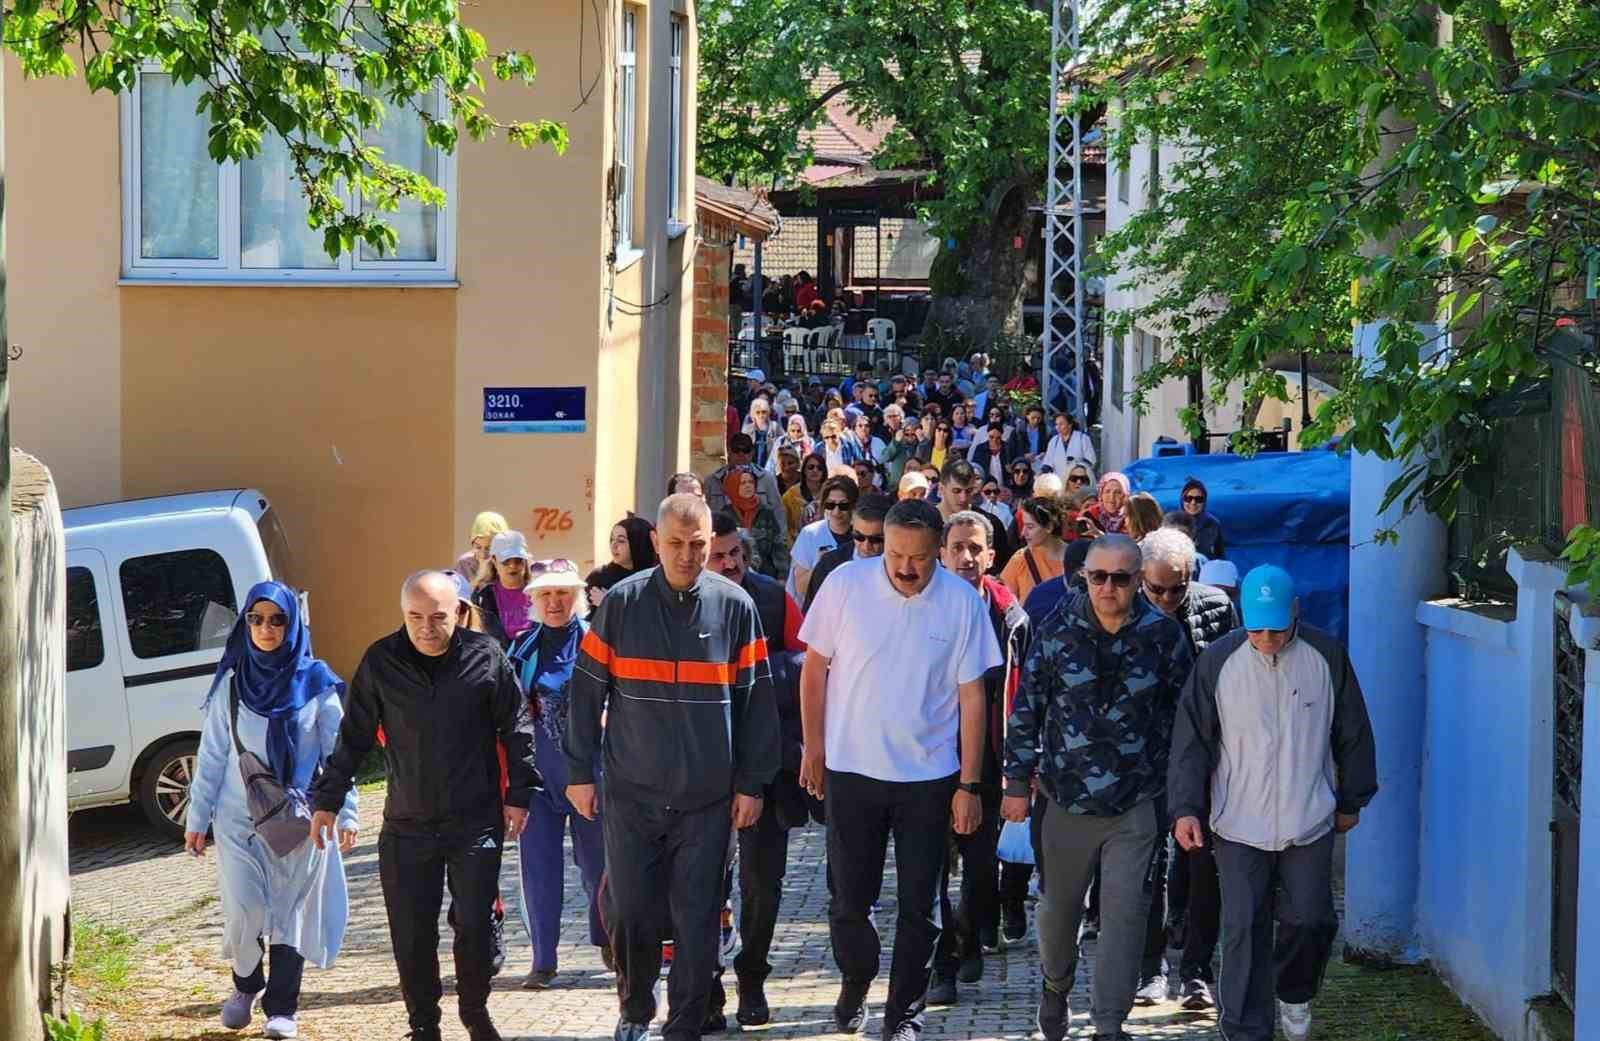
[184,581,357,1040]
[1042,411,1097,476]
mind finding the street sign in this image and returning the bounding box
[482,386,587,434]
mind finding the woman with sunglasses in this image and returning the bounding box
[506,561,609,990]
[1005,459,1035,504]
[185,582,354,1040]
[1064,465,1095,494]
[787,475,859,603]
[1001,497,1068,601]
[454,511,508,586]
[784,453,828,538]
[1179,478,1227,559]
[767,414,816,475]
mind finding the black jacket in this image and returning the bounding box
[471,582,517,648]
[566,567,781,811]
[313,628,539,833]
[1177,582,1239,655]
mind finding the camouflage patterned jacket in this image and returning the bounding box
[1003,591,1193,816]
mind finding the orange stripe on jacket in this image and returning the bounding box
[679,661,737,685]
[581,629,614,665]
[735,638,769,670]
[611,656,677,683]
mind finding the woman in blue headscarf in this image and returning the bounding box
[184,581,356,1040]
[506,559,609,989]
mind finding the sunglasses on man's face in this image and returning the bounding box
[822,500,853,512]
[247,612,289,629]
[1144,578,1189,599]
[852,530,886,545]
[1085,569,1136,588]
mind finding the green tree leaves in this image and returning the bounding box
[3,0,567,258]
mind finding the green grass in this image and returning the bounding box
[69,918,138,996]
[1314,955,1500,1041]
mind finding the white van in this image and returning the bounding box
[65,490,298,838]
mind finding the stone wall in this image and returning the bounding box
[9,449,70,1036]
[691,220,734,478]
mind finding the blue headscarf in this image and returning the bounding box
[205,581,343,786]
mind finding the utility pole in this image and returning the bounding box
[0,20,37,1037]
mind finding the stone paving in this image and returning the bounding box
[70,794,1222,1041]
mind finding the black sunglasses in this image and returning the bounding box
[852,531,886,545]
[822,500,853,512]
[1068,474,1090,485]
[1144,578,1189,598]
[1085,569,1136,588]
[247,612,289,629]
[1183,493,1206,504]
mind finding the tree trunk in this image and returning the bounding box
[0,48,37,1041]
[923,179,1037,351]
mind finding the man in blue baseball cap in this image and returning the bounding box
[1167,565,1378,1041]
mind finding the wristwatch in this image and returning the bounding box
[957,781,982,795]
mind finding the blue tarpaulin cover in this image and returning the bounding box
[1123,451,1351,641]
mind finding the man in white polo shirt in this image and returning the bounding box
[798,499,1002,1041]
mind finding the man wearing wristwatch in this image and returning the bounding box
[798,499,1003,1041]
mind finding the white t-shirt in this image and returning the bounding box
[788,518,845,601]
[800,558,1004,782]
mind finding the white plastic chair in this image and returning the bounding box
[782,326,811,372]
[867,318,897,354]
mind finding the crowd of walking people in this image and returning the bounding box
[180,356,1377,1041]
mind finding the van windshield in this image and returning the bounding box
[257,507,299,587]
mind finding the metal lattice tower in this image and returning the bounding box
[1042,0,1086,423]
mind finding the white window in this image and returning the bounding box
[121,33,455,282]
[616,10,638,252]
[668,18,684,225]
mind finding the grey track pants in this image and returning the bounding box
[1035,797,1160,1035]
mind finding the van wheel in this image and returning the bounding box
[139,739,199,840]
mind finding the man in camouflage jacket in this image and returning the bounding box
[1001,535,1193,1041]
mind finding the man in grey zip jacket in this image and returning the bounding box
[1168,565,1377,1041]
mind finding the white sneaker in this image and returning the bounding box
[220,989,255,1030]
[1278,999,1312,1040]
[263,1016,298,1039]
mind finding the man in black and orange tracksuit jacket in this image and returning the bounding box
[564,497,781,1041]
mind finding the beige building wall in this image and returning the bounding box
[5,0,697,676]
[3,59,123,508]
[119,288,457,677]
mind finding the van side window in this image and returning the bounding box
[120,550,238,659]
[67,566,105,671]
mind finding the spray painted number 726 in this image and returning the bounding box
[531,507,575,535]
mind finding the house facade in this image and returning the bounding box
[1098,105,1336,470]
[4,0,697,676]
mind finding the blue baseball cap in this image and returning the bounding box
[1241,565,1295,631]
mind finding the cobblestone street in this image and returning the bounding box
[69,793,1224,1041]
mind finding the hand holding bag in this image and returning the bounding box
[229,680,315,858]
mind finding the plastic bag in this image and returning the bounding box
[997,818,1034,865]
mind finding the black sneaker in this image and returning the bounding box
[1002,902,1027,945]
[1180,977,1215,1010]
[702,1010,729,1034]
[926,974,958,1006]
[834,981,869,1034]
[956,951,983,984]
[460,1010,503,1041]
[1036,983,1071,1041]
[736,980,771,1026]
[885,1020,921,1041]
